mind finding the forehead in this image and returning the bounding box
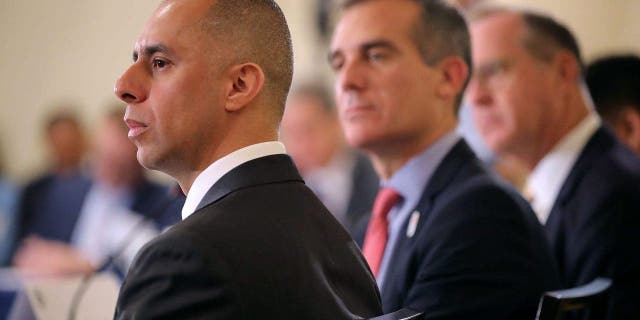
[471,13,526,60]
[331,0,420,51]
[136,0,211,51]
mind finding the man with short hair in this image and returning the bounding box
[466,7,640,319]
[113,0,382,318]
[586,54,640,154]
[330,0,558,318]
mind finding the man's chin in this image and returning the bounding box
[136,150,160,171]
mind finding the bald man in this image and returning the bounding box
[112,0,382,318]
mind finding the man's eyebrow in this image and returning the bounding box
[132,44,174,62]
[361,40,396,52]
[328,39,397,63]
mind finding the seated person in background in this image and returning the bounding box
[13,109,181,276]
[111,0,382,318]
[0,151,18,266]
[586,54,640,155]
[15,110,92,258]
[329,0,559,318]
[280,83,378,236]
[466,6,640,319]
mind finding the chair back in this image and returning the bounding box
[367,308,423,320]
[535,277,612,320]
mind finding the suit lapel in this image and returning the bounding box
[195,154,304,212]
[382,140,481,300]
[406,140,480,233]
[545,127,612,244]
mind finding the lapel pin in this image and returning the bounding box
[406,210,420,238]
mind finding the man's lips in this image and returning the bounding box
[125,119,148,138]
[342,104,374,120]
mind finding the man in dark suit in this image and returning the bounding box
[281,84,379,236]
[329,0,559,318]
[112,0,382,318]
[466,7,640,319]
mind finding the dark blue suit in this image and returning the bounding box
[17,172,92,243]
[344,152,379,236]
[15,174,179,254]
[545,127,640,319]
[371,141,559,319]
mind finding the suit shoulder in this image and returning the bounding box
[442,172,530,218]
[117,227,239,319]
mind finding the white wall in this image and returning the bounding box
[0,0,158,180]
[0,0,637,181]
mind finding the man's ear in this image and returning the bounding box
[436,56,469,101]
[224,63,265,112]
[554,50,580,85]
[616,107,640,153]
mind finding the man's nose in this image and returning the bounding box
[114,64,147,104]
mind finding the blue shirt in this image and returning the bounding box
[0,178,18,266]
[376,131,460,291]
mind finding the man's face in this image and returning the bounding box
[114,0,228,174]
[48,121,85,169]
[466,13,560,157]
[280,95,343,174]
[330,0,444,154]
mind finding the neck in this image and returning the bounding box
[174,131,278,195]
[520,90,590,170]
[368,123,455,181]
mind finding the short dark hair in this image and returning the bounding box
[586,54,640,120]
[200,0,293,120]
[468,6,583,75]
[521,13,584,74]
[343,0,471,111]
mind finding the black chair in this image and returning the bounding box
[367,308,423,320]
[535,277,612,320]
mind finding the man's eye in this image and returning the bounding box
[367,51,386,61]
[152,58,168,69]
[329,57,344,71]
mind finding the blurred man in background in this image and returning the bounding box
[15,110,92,258]
[280,84,378,235]
[466,7,640,318]
[586,54,640,155]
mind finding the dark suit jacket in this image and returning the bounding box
[17,172,92,243]
[344,152,379,236]
[16,175,173,243]
[371,141,560,319]
[114,154,382,320]
[545,127,640,319]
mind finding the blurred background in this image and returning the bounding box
[0,0,638,182]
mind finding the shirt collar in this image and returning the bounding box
[385,130,461,221]
[526,113,601,224]
[181,141,286,220]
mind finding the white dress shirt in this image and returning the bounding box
[526,113,601,224]
[181,142,287,220]
[71,183,159,270]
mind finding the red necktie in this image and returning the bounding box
[362,188,401,277]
